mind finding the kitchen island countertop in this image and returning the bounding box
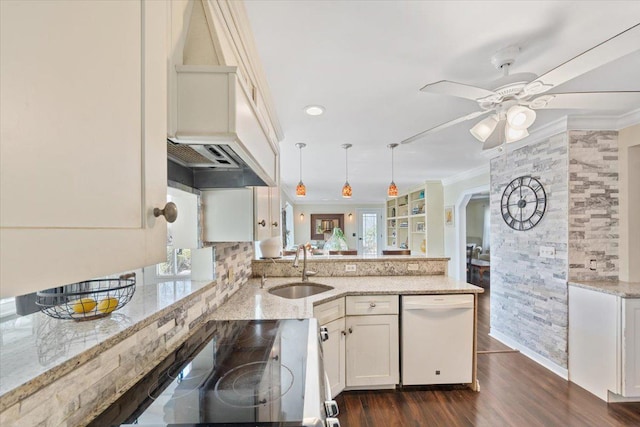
[210,275,483,320]
[568,280,640,297]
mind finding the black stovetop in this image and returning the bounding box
[89,319,311,427]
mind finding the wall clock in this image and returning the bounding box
[501,176,547,231]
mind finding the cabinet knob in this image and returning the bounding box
[369,302,377,308]
[341,330,347,336]
[153,202,178,223]
[348,327,353,334]
[258,219,266,227]
[272,221,278,227]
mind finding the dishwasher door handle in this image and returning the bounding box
[403,301,473,310]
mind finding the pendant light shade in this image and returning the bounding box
[387,143,399,197]
[341,144,352,198]
[295,143,306,197]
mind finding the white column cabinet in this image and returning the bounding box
[623,298,640,397]
[0,1,168,297]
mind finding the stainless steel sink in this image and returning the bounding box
[268,282,333,299]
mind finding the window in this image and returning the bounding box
[157,248,192,278]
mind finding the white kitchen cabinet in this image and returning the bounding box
[345,314,399,388]
[345,295,399,388]
[314,298,346,397]
[167,187,200,249]
[322,317,347,397]
[0,0,168,297]
[386,182,444,256]
[568,285,640,401]
[254,187,281,242]
[202,189,254,242]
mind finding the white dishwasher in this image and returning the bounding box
[402,294,474,385]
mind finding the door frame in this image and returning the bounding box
[356,208,383,256]
[454,185,490,281]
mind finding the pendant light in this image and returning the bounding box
[295,143,306,197]
[341,144,352,198]
[387,143,399,197]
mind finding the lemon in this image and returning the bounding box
[71,298,97,314]
[97,297,119,313]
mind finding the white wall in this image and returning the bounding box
[619,123,640,282]
[292,203,383,249]
[442,168,490,280]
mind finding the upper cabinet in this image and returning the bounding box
[0,1,169,297]
[254,187,281,242]
[386,182,444,256]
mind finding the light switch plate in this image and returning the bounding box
[407,263,419,271]
[345,264,356,272]
[539,246,556,258]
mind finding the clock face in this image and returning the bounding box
[501,176,547,231]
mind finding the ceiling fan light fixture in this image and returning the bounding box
[506,105,536,130]
[470,115,499,142]
[295,143,307,197]
[481,119,507,150]
[505,124,529,143]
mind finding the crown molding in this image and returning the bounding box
[441,164,490,186]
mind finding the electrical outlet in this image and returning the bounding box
[345,264,357,272]
[589,259,597,271]
[407,263,419,271]
[539,246,556,258]
[228,268,234,283]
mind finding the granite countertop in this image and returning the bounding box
[0,279,216,399]
[210,275,483,320]
[254,255,449,263]
[568,280,640,297]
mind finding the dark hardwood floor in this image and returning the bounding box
[335,291,640,427]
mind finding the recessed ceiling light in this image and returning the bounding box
[304,105,325,116]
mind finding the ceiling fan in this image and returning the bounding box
[401,23,640,150]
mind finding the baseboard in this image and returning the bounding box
[489,329,569,380]
[607,390,640,403]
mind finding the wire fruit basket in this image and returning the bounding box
[36,273,136,321]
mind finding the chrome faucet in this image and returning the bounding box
[292,244,316,282]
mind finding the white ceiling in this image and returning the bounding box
[243,1,640,204]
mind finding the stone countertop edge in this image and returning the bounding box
[0,279,217,410]
[209,275,483,321]
[568,280,640,298]
[254,256,450,263]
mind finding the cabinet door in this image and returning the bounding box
[254,187,280,241]
[346,315,399,387]
[322,317,346,398]
[0,1,168,297]
[202,189,254,242]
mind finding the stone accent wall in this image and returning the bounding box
[568,130,619,281]
[0,242,253,427]
[490,134,569,368]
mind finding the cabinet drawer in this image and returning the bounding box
[346,295,399,315]
[314,298,345,325]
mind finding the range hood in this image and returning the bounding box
[168,65,278,189]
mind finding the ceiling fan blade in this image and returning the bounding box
[524,23,640,96]
[420,80,499,102]
[401,110,490,145]
[532,91,640,110]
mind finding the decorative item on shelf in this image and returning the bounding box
[36,273,136,321]
[387,143,399,197]
[416,222,425,232]
[419,190,424,199]
[400,221,408,228]
[324,227,349,251]
[295,143,307,197]
[341,144,352,198]
[391,207,396,217]
[420,239,426,254]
